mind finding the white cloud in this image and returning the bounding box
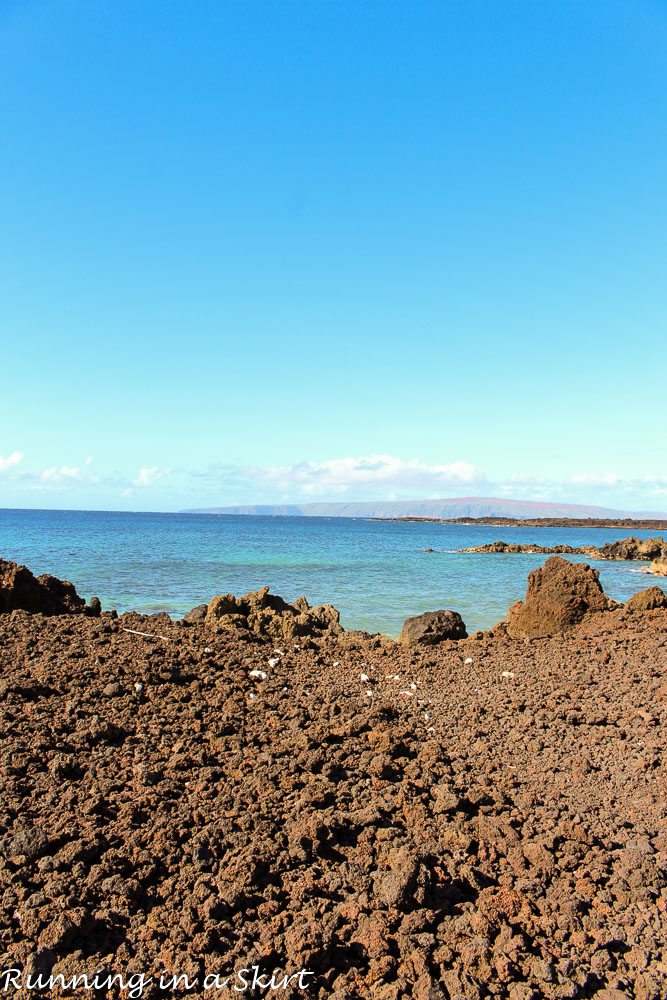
[2,448,666,512]
[41,464,86,482]
[132,466,168,487]
[192,455,667,510]
[241,455,486,496]
[0,454,118,494]
[0,452,168,496]
[0,451,23,473]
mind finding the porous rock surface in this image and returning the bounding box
[1,589,667,998]
[459,543,595,556]
[505,556,609,639]
[0,558,86,616]
[650,558,667,578]
[399,610,468,646]
[597,537,665,562]
[204,585,346,643]
[625,587,667,614]
[459,536,667,564]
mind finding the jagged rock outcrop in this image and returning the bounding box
[650,557,667,577]
[0,559,86,616]
[459,535,667,562]
[505,556,609,639]
[596,536,665,561]
[625,586,667,613]
[399,609,468,645]
[205,585,344,642]
[459,541,594,555]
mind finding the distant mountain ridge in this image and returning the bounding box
[181,496,667,519]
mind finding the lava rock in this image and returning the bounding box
[459,541,591,555]
[183,604,208,624]
[399,609,467,645]
[1,827,49,861]
[205,585,343,642]
[625,586,667,613]
[650,557,667,577]
[597,536,665,561]
[505,556,608,639]
[0,559,86,616]
[1,563,667,999]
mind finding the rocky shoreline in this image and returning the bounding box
[376,517,667,530]
[454,537,667,577]
[1,558,667,998]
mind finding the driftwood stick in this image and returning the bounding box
[121,627,171,641]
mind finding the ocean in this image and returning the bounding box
[0,508,660,637]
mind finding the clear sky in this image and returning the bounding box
[2,0,666,512]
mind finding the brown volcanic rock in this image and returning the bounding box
[626,586,667,613]
[182,603,207,623]
[597,536,665,561]
[1,587,667,998]
[460,535,667,563]
[0,559,85,616]
[205,584,344,641]
[399,608,467,645]
[505,555,609,638]
[1,601,666,998]
[650,557,667,577]
[459,541,594,555]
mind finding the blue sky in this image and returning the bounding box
[2,0,666,512]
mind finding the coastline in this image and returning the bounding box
[452,537,667,576]
[370,516,667,530]
[1,558,667,997]
[3,510,666,637]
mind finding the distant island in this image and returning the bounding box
[375,515,667,530]
[182,496,667,521]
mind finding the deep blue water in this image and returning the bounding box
[0,508,660,637]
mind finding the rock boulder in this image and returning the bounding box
[399,609,467,645]
[85,596,102,617]
[0,559,86,616]
[625,586,667,613]
[205,586,344,642]
[183,604,208,624]
[650,557,667,577]
[505,556,608,639]
[597,536,665,561]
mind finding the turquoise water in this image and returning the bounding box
[0,508,660,637]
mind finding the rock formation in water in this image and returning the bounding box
[459,541,596,555]
[460,535,667,565]
[596,536,665,561]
